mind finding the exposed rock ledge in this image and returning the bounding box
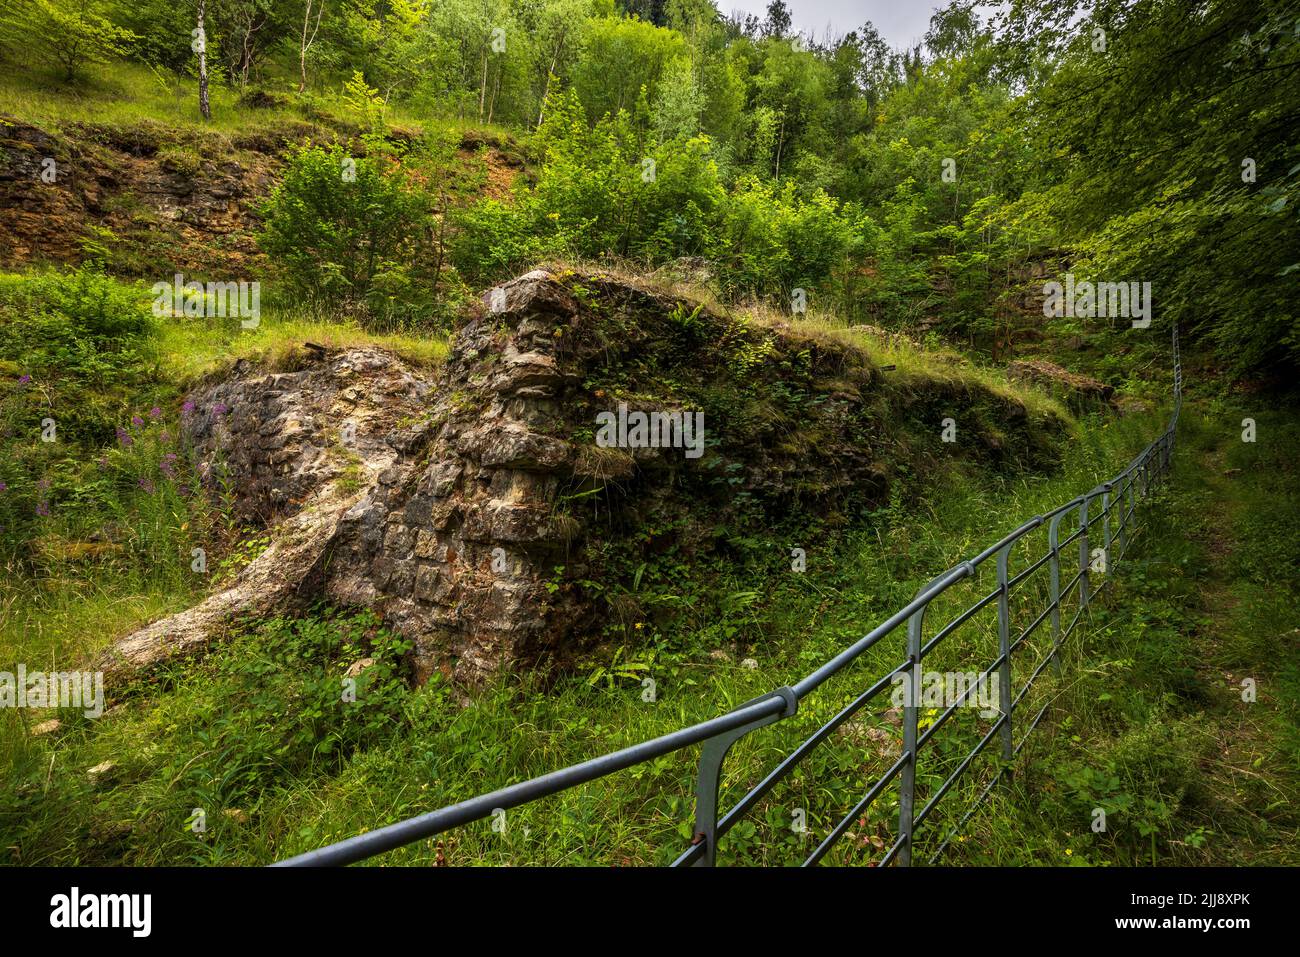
[103,268,1067,685]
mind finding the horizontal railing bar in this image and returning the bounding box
[1014,699,1054,755]
[792,563,974,699]
[880,833,906,867]
[927,762,1010,864]
[1006,546,1054,590]
[966,516,1045,568]
[274,692,787,867]
[1012,644,1060,712]
[277,330,1181,867]
[913,716,1008,830]
[916,654,1005,750]
[921,586,1000,658]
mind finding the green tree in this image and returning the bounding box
[1,0,136,81]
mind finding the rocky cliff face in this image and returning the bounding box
[103,268,1068,685]
[0,115,529,277]
[0,116,284,274]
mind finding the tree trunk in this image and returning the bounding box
[536,34,565,130]
[299,0,323,94]
[478,51,488,122]
[197,0,211,121]
[487,66,500,126]
[774,113,785,181]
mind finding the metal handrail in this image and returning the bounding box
[276,325,1182,868]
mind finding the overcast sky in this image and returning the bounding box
[723,1,948,49]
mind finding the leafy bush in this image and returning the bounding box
[716,177,866,301]
[452,90,864,304]
[0,268,215,571]
[453,92,725,281]
[258,144,439,329]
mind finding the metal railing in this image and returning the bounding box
[276,325,1182,867]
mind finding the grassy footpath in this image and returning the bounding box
[948,403,1299,865]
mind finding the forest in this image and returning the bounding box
[0,0,1296,873]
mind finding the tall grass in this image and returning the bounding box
[0,395,1188,866]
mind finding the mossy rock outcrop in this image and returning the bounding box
[103,268,1069,684]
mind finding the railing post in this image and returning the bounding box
[1126,475,1135,546]
[995,545,1014,762]
[1078,496,1091,612]
[1048,510,1067,675]
[898,597,927,867]
[1101,485,1112,576]
[1117,475,1129,560]
[689,688,796,866]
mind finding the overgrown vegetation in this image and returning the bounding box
[0,0,1296,867]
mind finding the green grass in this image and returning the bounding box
[155,305,451,383]
[2,392,1201,866]
[1,256,1292,868]
[0,267,448,672]
[0,61,322,135]
[0,58,525,147]
[938,404,1300,865]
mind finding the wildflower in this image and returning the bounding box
[212,402,228,418]
[160,431,171,444]
[17,374,31,386]
[35,501,50,517]
[181,399,196,416]
[131,415,145,428]
[160,453,178,479]
[138,477,155,494]
[116,427,133,447]
[149,406,163,420]
[0,481,6,493]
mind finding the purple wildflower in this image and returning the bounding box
[17,374,31,386]
[212,402,228,419]
[149,406,162,420]
[116,427,133,447]
[0,481,6,493]
[35,501,50,517]
[181,399,196,416]
[160,431,171,444]
[131,415,145,428]
[137,477,155,494]
[160,453,178,479]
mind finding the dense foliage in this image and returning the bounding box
[2,0,1294,375]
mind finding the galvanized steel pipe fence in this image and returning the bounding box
[277,326,1183,868]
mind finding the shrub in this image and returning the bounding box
[452,91,862,303]
[258,144,439,329]
[0,268,213,570]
